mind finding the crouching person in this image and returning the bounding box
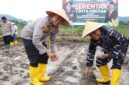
[82,21,129,85]
[21,10,70,85]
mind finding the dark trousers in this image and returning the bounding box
[22,38,49,67]
[3,35,12,45]
[96,49,124,70]
[12,34,17,41]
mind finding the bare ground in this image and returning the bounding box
[0,42,129,85]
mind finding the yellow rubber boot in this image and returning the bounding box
[38,64,51,82]
[29,66,44,85]
[111,69,121,85]
[14,40,18,45]
[96,64,110,84]
[10,42,14,46]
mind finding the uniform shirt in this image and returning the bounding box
[12,24,18,35]
[0,21,13,36]
[21,16,57,55]
[86,28,129,67]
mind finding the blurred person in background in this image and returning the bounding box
[0,16,13,49]
[11,22,18,46]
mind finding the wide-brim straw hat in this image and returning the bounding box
[46,9,70,26]
[82,21,104,38]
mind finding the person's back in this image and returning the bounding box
[21,16,48,40]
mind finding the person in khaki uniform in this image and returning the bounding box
[21,10,70,85]
[82,21,129,85]
[0,16,13,48]
[11,22,18,46]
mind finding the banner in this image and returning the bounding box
[63,0,118,26]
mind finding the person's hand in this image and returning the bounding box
[83,67,91,78]
[97,54,109,59]
[47,51,58,62]
[51,52,58,62]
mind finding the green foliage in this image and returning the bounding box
[59,23,129,37]
[59,25,84,36]
[0,22,129,42]
[117,23,129,36]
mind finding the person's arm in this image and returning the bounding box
[49,33,59,62]
[32,23,48,55]
[50,33,57,53]
[107,30,129,59]
[83,40,97,77]
[86,40,97,67]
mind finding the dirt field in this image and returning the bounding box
[0,41,129,85]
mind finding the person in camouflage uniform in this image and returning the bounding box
[82,21,129,85]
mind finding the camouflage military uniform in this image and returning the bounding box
[86,28,129,69]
